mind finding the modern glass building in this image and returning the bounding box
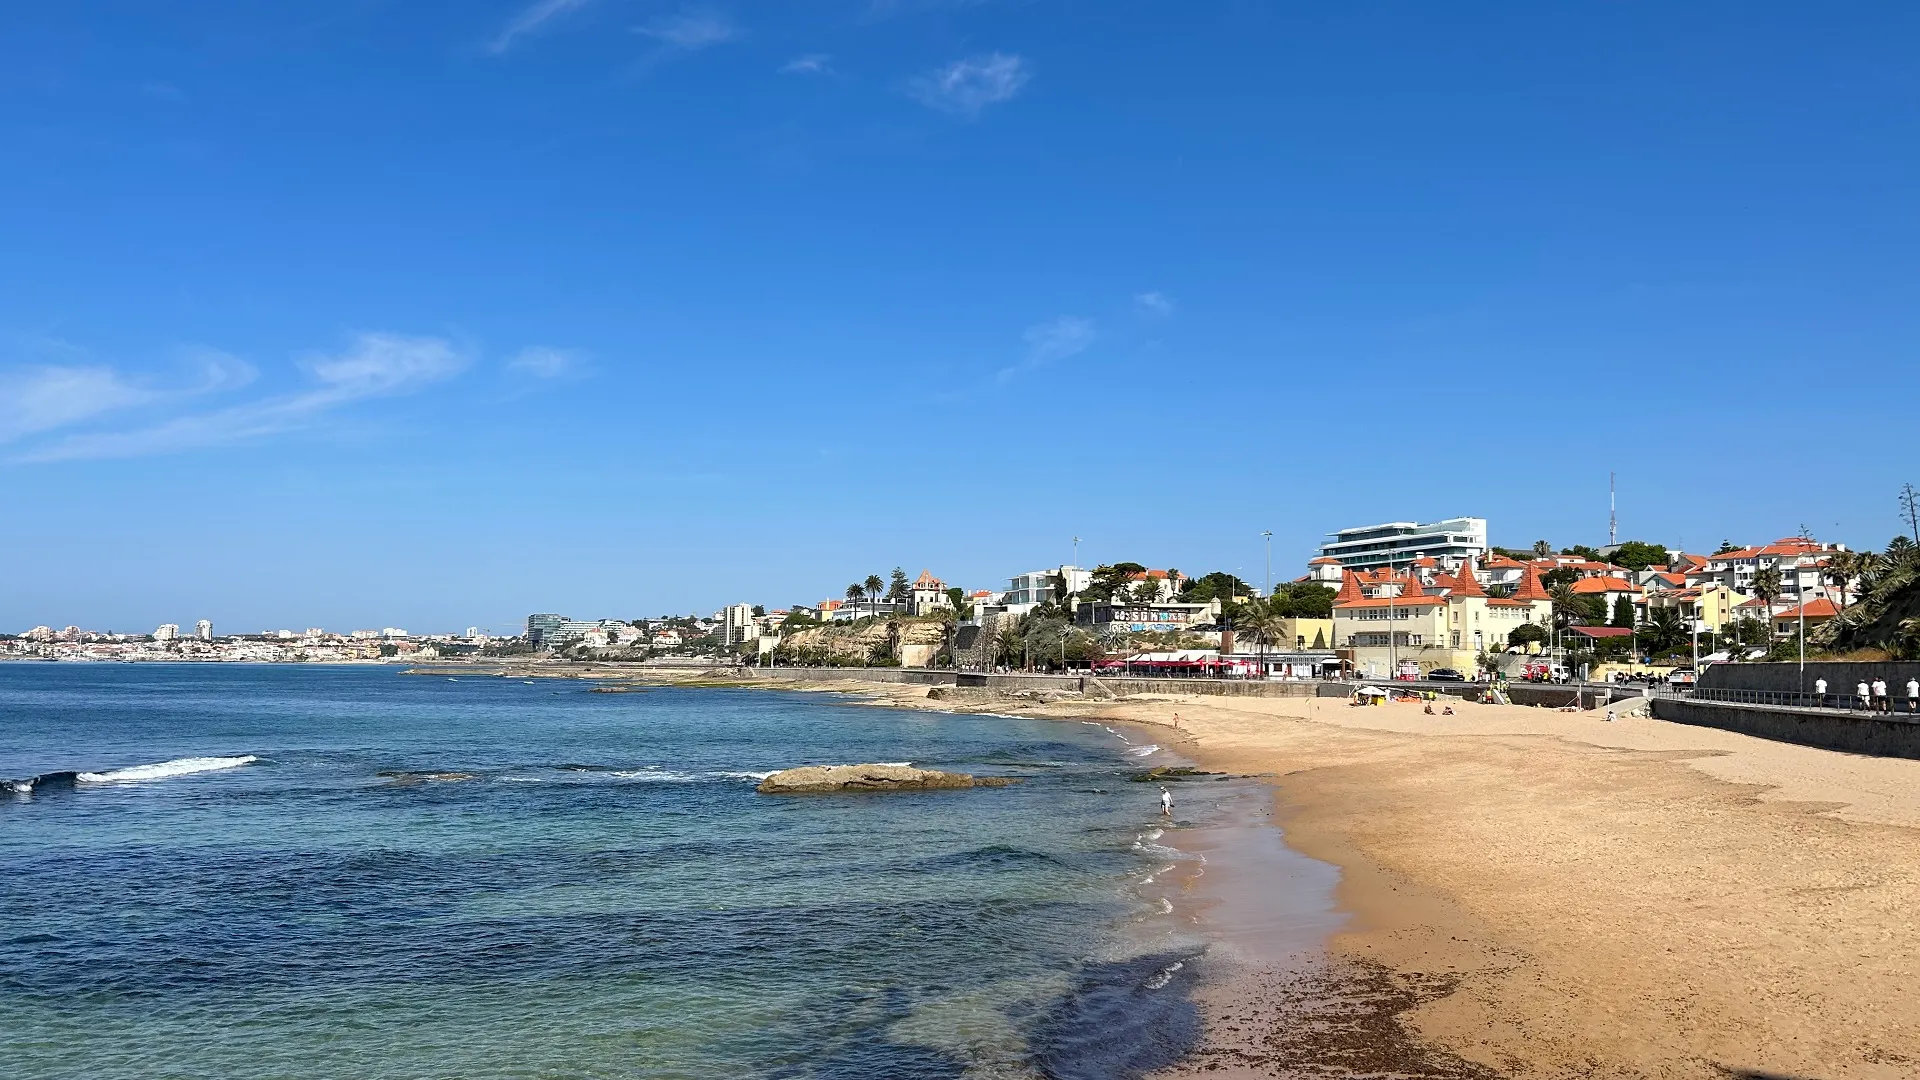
[1318,517,1488,570]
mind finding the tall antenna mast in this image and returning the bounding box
[1608,472,1617,547]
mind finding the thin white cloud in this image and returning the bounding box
[781,53,832,75]
[1135,291,1175,317]
[506,346,588,380]
[0,346,254,445]
[0,367,156,444]
[908,53,1028,117]
[13,333,465,464]
[636,6,738,50]
[1024,316,1094,363]
[488,0,592,55]
[997,316,1094,382]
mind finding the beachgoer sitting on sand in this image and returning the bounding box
[1442,705,1455,715]
[1424,702,1435,715]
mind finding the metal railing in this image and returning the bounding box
[1658,684,1920,716]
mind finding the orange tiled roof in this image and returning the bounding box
[1448,558,1486,597]
[1773,598,1840,620]
[1308,556,1341,565]
[1571,576,1638,594]
[1334,570,1365,604]
[1511,563,1550,602]
[1334,596,1450,610]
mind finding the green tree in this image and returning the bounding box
[864,574,885,606]
[1268,582,1336,619]
[945,586,974,621]
[1532,540,1553,557]
[887,568,910,603]
[1608,541,1671,572]
[1640,607,1688,656]
[1609,594,1635,628]
[1715,539,1741,555]
[1235,597,1286,671]
[1750,566,1784,634]
[1542,566,1580,590]
[1086,562,1147,602]
[751,605,765,618]
[1508,622,1549,650]
[1561,545,1602,561]
[1180,571,1253,604]
[845,583,864,605]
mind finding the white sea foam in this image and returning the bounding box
[1140,863,1176,885]
[1123,744,1160,758]
[608,770,701,782]
[1144,959,1183,989]
[1157,897,1174,915]
[76,756,257,783]
[717,770,778,781]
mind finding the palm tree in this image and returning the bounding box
[864,574,885,609]
[1641,607,1687,657]
[1235,597,1285,677]
[1751,566,1784,638]
[845,583,864,606]
[1532,540,1553,557]
[1827,550,1860,613]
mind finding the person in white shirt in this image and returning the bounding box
[1856,681,1871,711]
[1908,677,1919,716]
[1871,678,1889,713]
[1814,677,1828,708]
[1160,786,1173,817]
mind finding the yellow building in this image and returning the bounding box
[1332,560,1553,679]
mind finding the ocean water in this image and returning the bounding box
[0,664,1200,1079]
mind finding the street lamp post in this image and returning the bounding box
[1262,530,1273,598]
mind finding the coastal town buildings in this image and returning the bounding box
[1331,559,1554,679]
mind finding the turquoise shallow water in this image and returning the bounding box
[0,664,1196,1079]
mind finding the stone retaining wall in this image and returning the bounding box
[1652,697,1920,760]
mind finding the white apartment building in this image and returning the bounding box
[1318,517,1488,572]
[1685,538,1841,605]
[1003,565,1092,615]
[153,623,179,641]
[720,603,756,646]
[194,619,214,641]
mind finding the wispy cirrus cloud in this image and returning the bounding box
[0,347,254,444]
[488,0,593,55]
[505,345,589,380]
[781,53,833,76]
[908,52,1029,117]
[1134,291,1175,317]
[998,315,1094,382]
[9,333,464,464]
[636,6,738,50]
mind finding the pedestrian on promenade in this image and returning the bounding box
[1857,681,1871,711]
[1160,786,1173,818]
[1872,678,1889,713]
[1814,677,1827,708]
[1908,677,1919,715]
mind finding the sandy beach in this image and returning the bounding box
[1043,689,1920,1079]
[433,664,1920,1077]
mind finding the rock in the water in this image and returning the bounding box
[755,763,1018,794]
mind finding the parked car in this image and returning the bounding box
[1425,668,1466,681]
[1668,668,1697,688]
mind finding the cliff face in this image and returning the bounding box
[780,617,950,664]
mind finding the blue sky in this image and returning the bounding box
[3,1,1916,633]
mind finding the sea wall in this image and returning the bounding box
[1698,661,1920,695]
[1652,697,1920,760]
[753,667,955,686]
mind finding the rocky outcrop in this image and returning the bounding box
[755,764,1018,794]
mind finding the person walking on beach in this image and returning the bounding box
[1814,677,1827,708]
[1159,786,1173,818]
[1873,678,1889,714]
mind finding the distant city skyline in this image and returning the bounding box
[4,4,1915,631]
